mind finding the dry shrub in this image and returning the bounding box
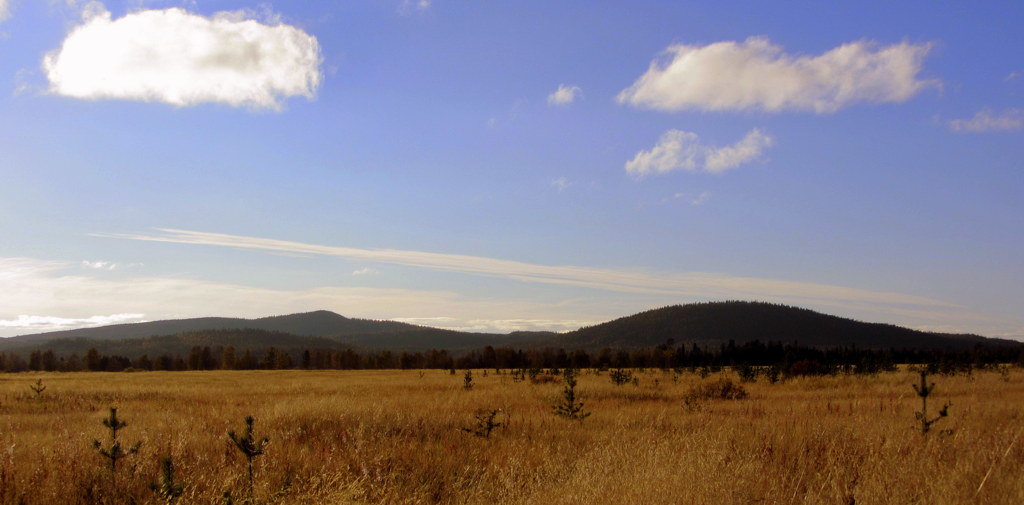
[684,378,748,404]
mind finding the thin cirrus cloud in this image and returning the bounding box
[0,314,145,332]
[95,228,956,314]
[625,129,773,177]
[0,257,601,336]
[547,84,581,106]
[0,256,1015,339]
[42,4,322,110]
[618,37,935,114]
[947,108,1023,133]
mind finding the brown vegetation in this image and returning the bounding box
[0,368,1021,504]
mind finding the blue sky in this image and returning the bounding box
[0,0,1021,339]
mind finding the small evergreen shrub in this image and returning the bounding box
[91,407,142,484]
[552,369,590,421]
[150,457,185,505]
[460,409,505,439]
[912,370,950,434]
[609,369,632,386]
[29,378,46,399]
[228,416,270,502]
[463,370,474,390]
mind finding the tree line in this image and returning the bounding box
[3,339,1022,374]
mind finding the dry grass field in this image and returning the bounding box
[0,368,1021,505]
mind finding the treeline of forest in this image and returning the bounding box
[3,339,1023,374]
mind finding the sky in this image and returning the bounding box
[0,0,1022,339]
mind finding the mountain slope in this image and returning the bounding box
[0,310,424,349]
[555,301,1012,350]
[3,302,1019,356]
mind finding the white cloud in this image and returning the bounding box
[42,4,322,110]
[618,37,934,114]
[2,254,1017,339]
[82,260,117,270]
[0,257,604,337]
[690,191,710,206]
[625,128,773,177]
[0,314,145,331]
[550,176,570,192]
[398,0,431,15]
[352,267,378,276]
[0,0,11,23]
[547,84,581,106]
[947,108,1023,133]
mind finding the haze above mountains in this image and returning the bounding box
[1,302,1017,357]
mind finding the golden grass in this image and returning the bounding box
[0,368,1021,504]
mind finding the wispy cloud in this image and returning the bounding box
[618,37,934,113]
[626,129,773,177]
[2,255,1017,339]
[0,313,145,332]
[947,108,1023,133]
[81,260,118,270]
[0,0,11,23]
[398,0,431,15]
[547,84,581,106]
[352,267,378,276]
[0,257,603,336]
[550,176,571,192]
[97,228,955,313]
[690,191,710,206]
[43,3,322,110]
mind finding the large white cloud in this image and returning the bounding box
[625,129,773,176]
[618,37,934,114]
[42,4,322,110]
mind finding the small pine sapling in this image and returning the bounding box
[460,409,505,438]
[150,457,185,505]
[912,370,950,434]
[91,407,142,484]
[609,369,632,386]
[552,369,590,421]
[29,379,46,399]
[228,416,270,502]
[463,370,474,390]
[736,364,757,383]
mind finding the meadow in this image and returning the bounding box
[0,368,1021,505]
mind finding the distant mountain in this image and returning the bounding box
[555,301,1016,350]
[0,311,540,354]
[2,302,1018,357]
[1,310,421,347]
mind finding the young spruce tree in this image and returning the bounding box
[552,369,590,421]
[29,378,46,399]
[150,457,185,505]
[228,416,270,502]
[91,407,142,485]
[913,369,950,434]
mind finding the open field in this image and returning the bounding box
[0,369,1022,505]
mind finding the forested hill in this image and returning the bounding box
[3,302,1020,356]
[0,310,431,349]
[555,301,1013,350]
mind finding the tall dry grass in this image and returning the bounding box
[0,368,1021,504]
